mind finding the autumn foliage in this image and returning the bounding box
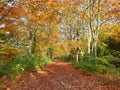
[0,0,120,83]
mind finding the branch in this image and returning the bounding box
[0,0,15,22]
[0,0,13,13]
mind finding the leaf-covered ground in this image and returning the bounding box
[1,60,120,90]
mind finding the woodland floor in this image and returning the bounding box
[0,60,120,90]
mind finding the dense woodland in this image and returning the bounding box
[0,0,120,84]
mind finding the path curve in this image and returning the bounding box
[11,60,120,90]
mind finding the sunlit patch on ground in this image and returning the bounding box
[36,70,50,76]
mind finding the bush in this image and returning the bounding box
[39,56,52,68]
[0,54,52,78]
[74,62,105,74]
[10,54,52,72]
[10,54,40,71]
[73,56,115,74]
[0,62,10,77]
[112,51,120,58]
[103,55,120,67]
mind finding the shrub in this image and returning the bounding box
[10,54,52,72]
[74,62,105,74]
[111,51,120,58]
[0,62,10,77]
[103,55,120,68]
[0,54,52,78]
[39,56,52,68]
[73,56,115,74]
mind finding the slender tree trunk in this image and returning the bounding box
[49,48,53,59]
[28,39,32,54]
[76,54,79,62]
[76,49,79,62]
[88,0,93,56]
[94,40,97,57]
[91,41,94,56]
[88,32,92,55]
[93,39,97,58]
[93,0,100,58]
[31,31,37,54]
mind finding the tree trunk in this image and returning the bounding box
[94,41,97,58]
[31,31,37,54]
[93,40,97,58]
[88,0,93,56]
[76,49,79,62]
[88,30,92,55]
[49,48,53,59]
[28,39,32,54]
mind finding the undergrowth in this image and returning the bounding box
[0,54,52,79]
[70,55,120,82]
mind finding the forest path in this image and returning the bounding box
[10,60,120,90]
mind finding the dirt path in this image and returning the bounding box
[4,60,120,90]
